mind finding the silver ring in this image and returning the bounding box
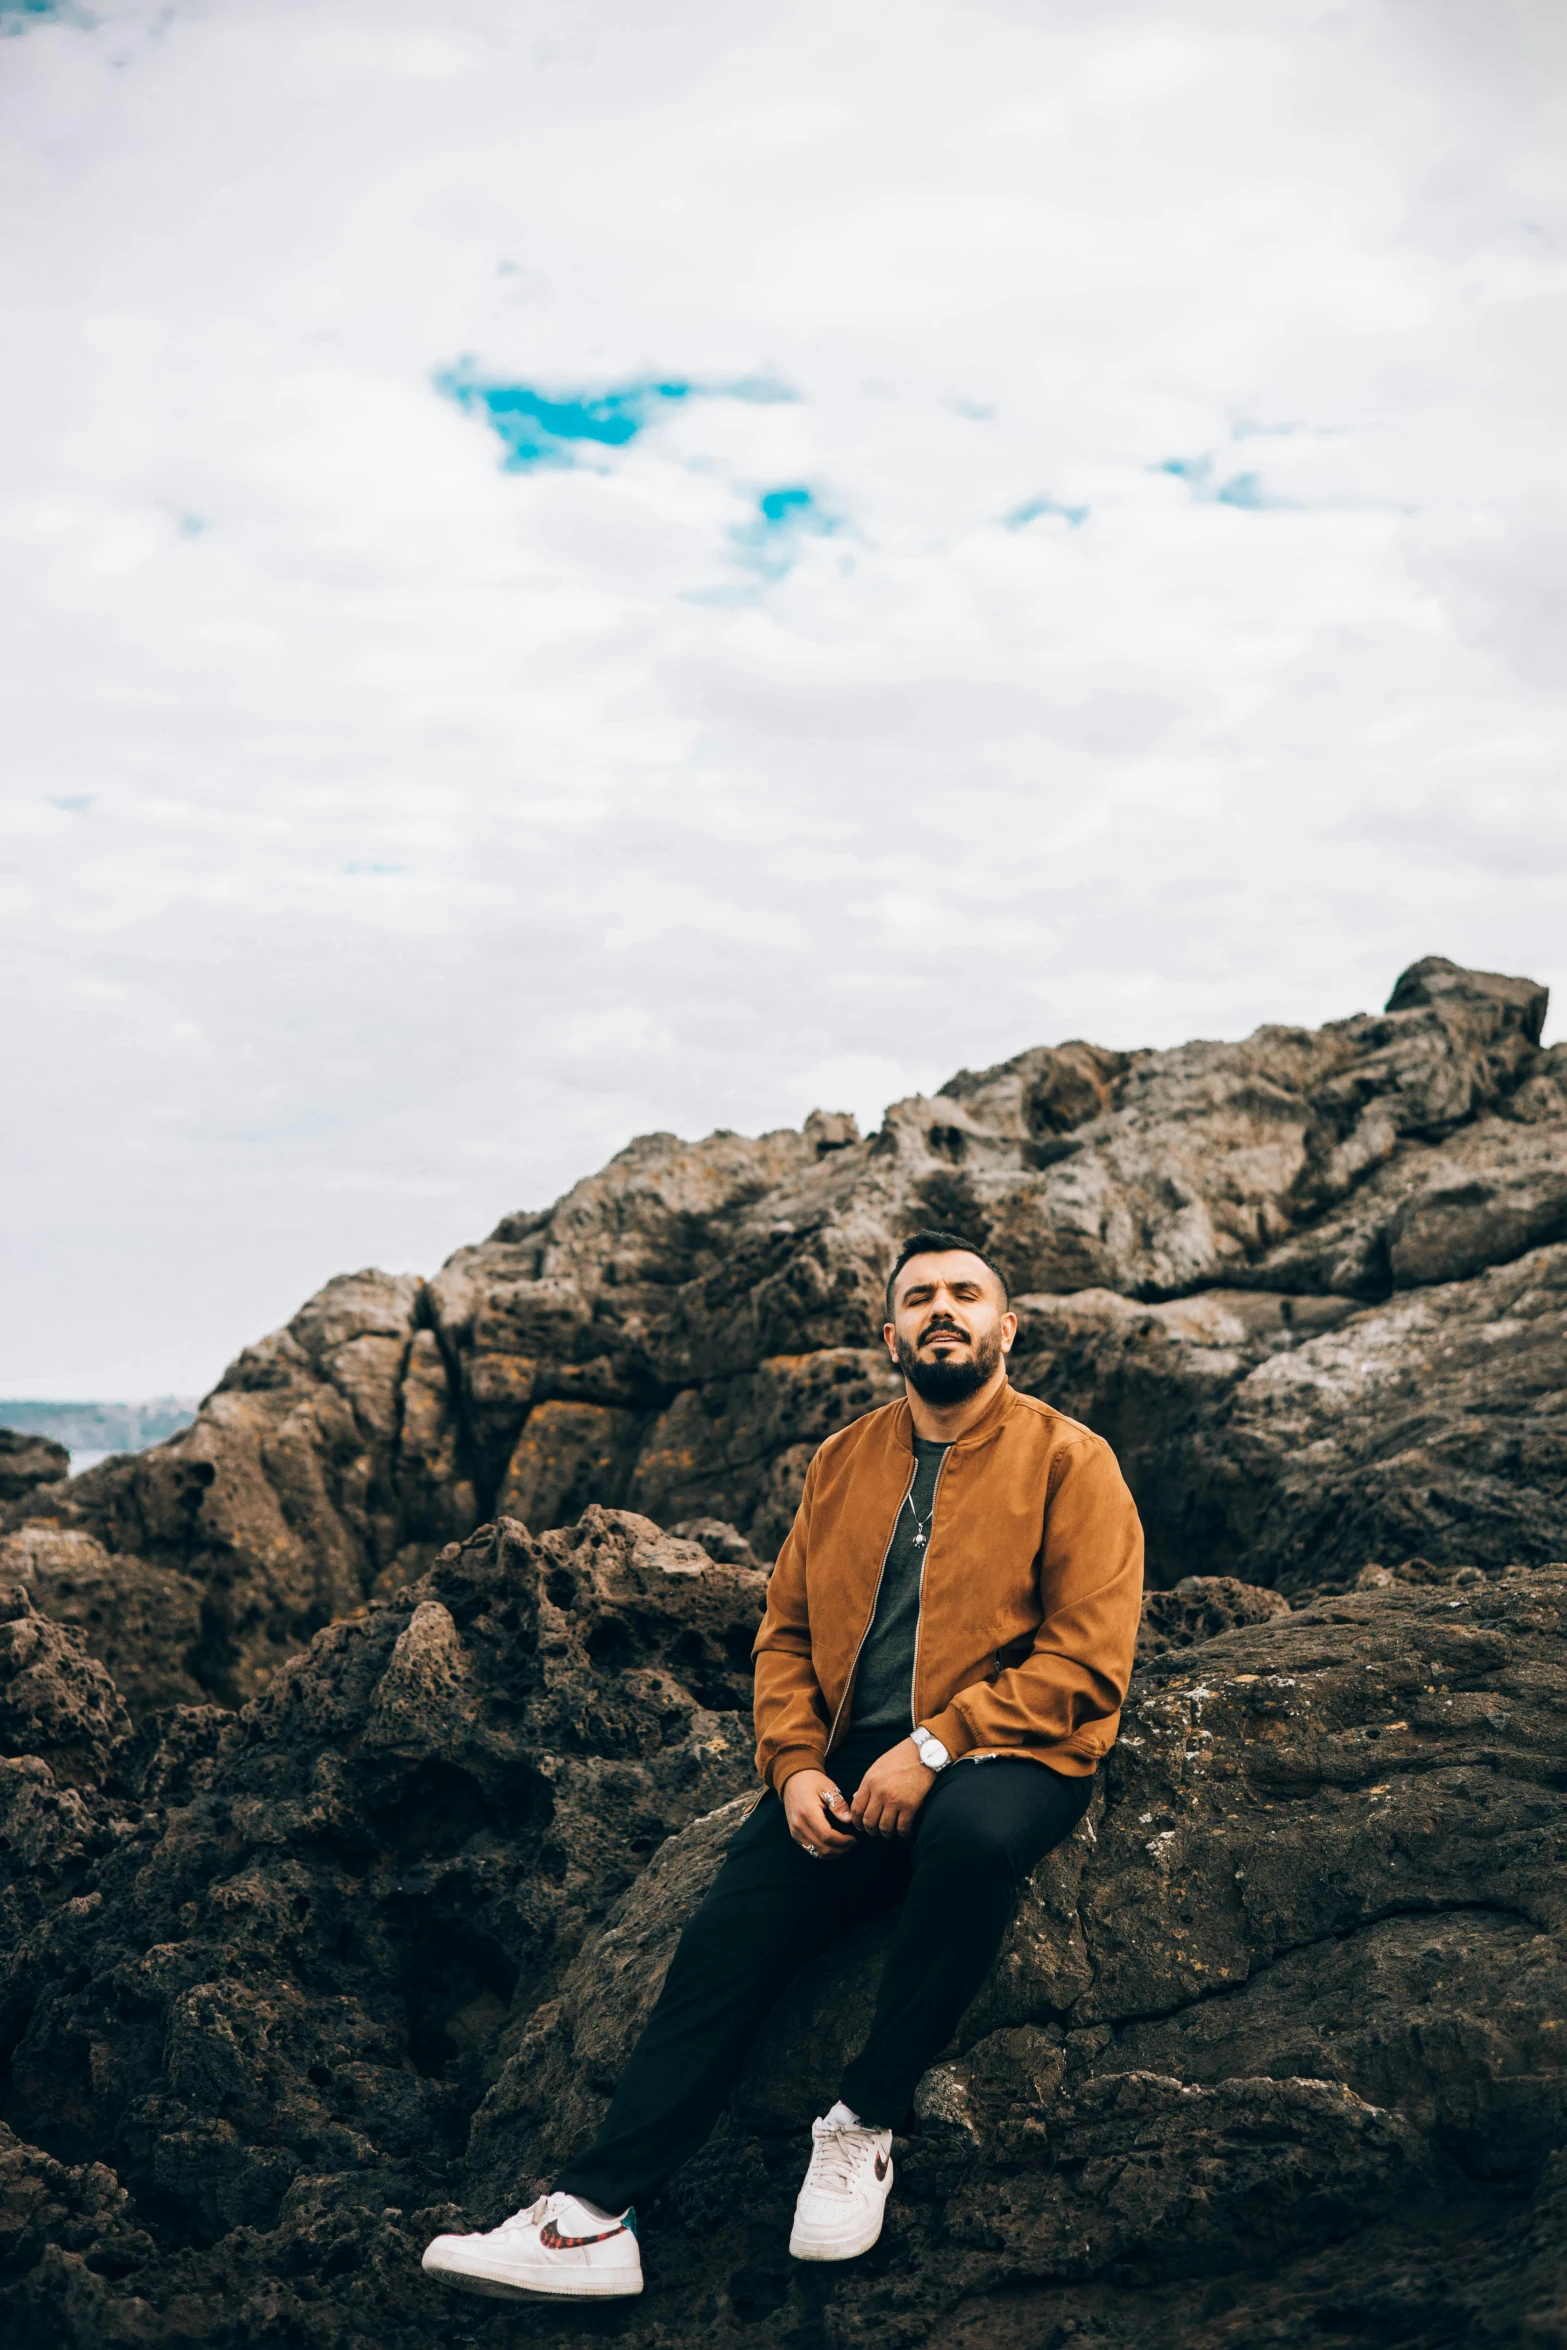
[803,1844,819,1857]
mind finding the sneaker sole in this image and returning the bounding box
[789,2210,889,2262]
[424,2259,643,2301]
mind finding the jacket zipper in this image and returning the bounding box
[824,1454,918,1756]
[907,1444,951,1730]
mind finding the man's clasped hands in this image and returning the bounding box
[781,1738,937,1854]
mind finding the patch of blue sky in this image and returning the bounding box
[434,361,796,472]
[50,794,92,812]
[1005,495,1089,531]
[1213,472,1267,510]
[730,485,843,583]
[720,376,796,408]
[343,862,407,877]
[0,1,60,28]
[1157,454,1290,510]
[684,484,847,606]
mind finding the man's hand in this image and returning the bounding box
[782,1768,858,1858]
[851,1737,936,1838]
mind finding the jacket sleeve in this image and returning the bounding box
[752,1450,833,1792]
[921,1437,1144,1764]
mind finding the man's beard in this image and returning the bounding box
[895,1322,1004,1405]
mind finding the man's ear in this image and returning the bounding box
[999,1310,1018,1356]
[882,1320,899,1363]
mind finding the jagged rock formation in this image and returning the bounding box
[0,1431,68,1508]
[8,954,1564,1712]
[1132,1571,1290,1660]
[5,951,1565,2345]
[0,1527,209,1716]
[0,1510,762,2346]
[2,1510,1565,2348]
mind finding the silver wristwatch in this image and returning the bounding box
[912,1726,952,1772]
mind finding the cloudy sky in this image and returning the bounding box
[3,0,1565,1397]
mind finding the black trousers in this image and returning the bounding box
[554,1729,1093,2212]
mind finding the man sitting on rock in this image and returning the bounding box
[422,1227,1144,2302]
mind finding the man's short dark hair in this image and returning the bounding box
[884,1229,1010,1320]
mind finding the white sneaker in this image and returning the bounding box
[789,2112,895,2261]
[421,2191,643,2299]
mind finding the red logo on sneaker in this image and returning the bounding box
[540,2220,627,2250]
[874,2153,889,2181]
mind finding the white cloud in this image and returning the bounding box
[1,0,1565,1392]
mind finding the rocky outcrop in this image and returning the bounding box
[0,1509,763,2346]
[6,1272,466,1706]
[7,955,1563,1711]
[1008,1241,1567,1595]
[0,1528,210,1715]
[4,953,1564,2343]
[1133,1571,1291,1660]
[0,1583,131,1785]
[2,1510,1565,2348]
[0,1431,68,1508]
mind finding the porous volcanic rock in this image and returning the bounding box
[1133,1571,1291,1660]
[468,1554,1567,2349]
[4,1512,1566,2347]
[10,955,1563,1710]
[0,1527,209,1715]
[0,1431,68,1507]
[0,1583,131,1785]
[5,1270,462,1705]
[4,953,1565,2345]
[0,1508,763,2347]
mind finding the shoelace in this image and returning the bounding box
[803,2124,874,2199]
[495,2195,552,2236]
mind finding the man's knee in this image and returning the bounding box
[681,1873,796,1962]
[913,1808,1023,1896]
[917,1762,1091,1890]
[650,1887,803,2030]
[671,1827,835,1975]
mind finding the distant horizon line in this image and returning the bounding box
[0,1394,201,1409]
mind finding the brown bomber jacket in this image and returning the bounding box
[752,1380,1144,1791]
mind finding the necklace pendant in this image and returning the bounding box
[912,1529,927,1548]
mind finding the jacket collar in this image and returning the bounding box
[892,1376,1016,1454]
